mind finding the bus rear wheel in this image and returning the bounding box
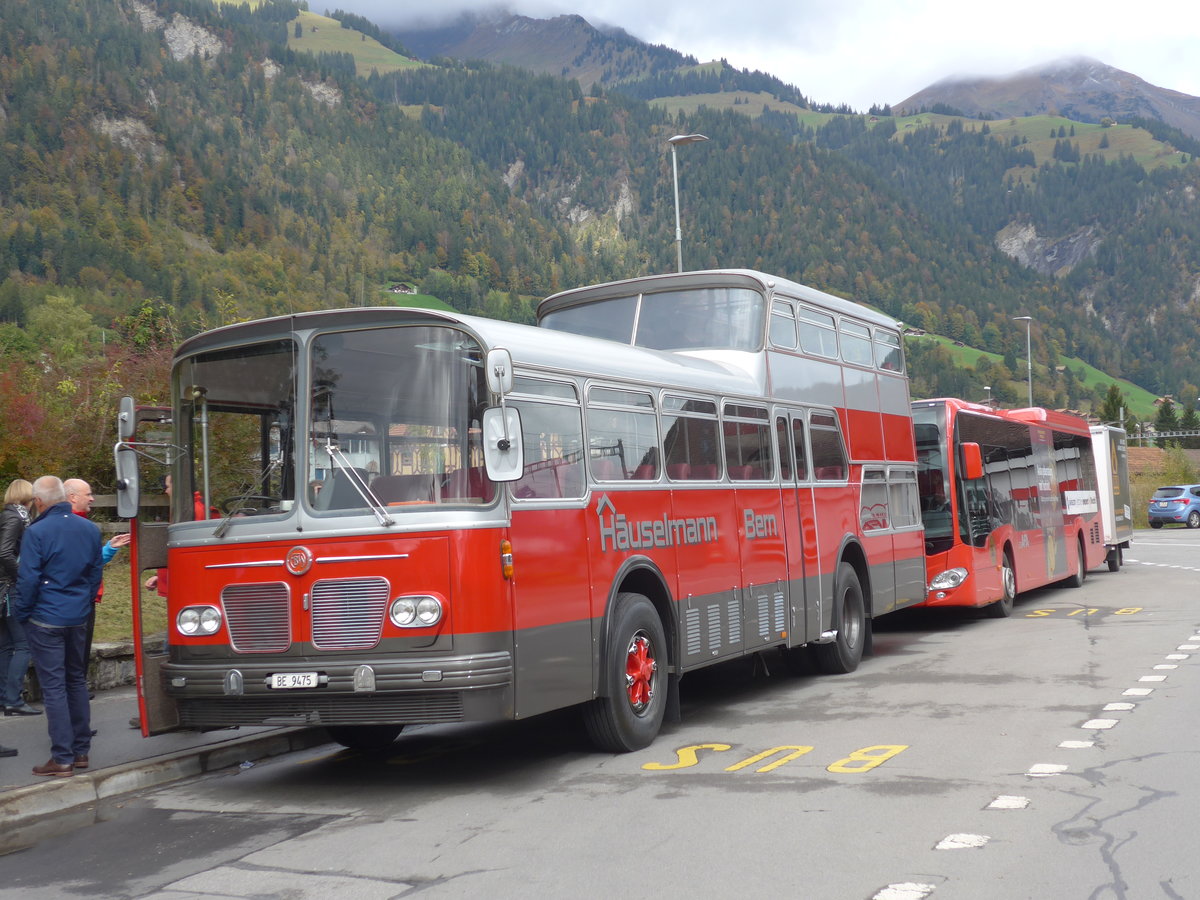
[1063,540,1087,589]
[813,563,866,675]
[326,724,404,753]
[583,592,667,752]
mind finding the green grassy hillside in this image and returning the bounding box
[288,10,422,77]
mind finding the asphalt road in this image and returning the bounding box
[3,527,1200,900]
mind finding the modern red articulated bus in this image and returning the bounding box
[912,398,1107,618]
[115,269,926,754]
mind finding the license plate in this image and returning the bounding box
[269,672,318,689]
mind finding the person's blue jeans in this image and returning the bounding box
[0,611,31,707]
[25,621,91,764]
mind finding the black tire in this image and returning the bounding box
[1150,521,1163,529]
[1063,540,1087,589]
[326,724,403,753]
[1188,511,1200,529]
[985,551,1017,618]
[1106,547,1121,573]
[583,592,667,752]
[812,562,866,675]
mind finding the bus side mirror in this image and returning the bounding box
[114,444,141,518]
[117,396,136,441]
[961,441,983,481]
[485,348,513,395]
[482,407,523,482]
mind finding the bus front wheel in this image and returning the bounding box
[326,724,404,753]
[583,592,667,752]
[985,552,1016,618]
[813,563,866,675]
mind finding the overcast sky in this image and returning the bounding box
[327,0,1200,110]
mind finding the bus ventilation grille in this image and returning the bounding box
[311,577,390,650]
[222,583,292,653]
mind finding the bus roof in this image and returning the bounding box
[536,268,901,330]
[175,305,765,402]
[914,398,1093,436]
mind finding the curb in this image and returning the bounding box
[0,727,329,828]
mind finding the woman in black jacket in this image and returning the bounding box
[0,477,40,717]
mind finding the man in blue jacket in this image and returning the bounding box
[14,476,103,777]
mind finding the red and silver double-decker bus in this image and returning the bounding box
[912,398,1106,617]
[116,269,925,753]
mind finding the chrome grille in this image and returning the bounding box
[223,583,292,653]
[311,577,390,650]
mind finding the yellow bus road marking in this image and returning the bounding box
[1024,607,1143,617]
[642,743,908,773]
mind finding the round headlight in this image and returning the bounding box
[177,608,201,635]
[390,596,417,627]
[199,607,222,635]
[416,597,443,626]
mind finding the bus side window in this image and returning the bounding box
[662,396,719,481]
[586,387,659,482]
[769,302,798,349]
[810,412,847,480]
[723,403,773,481]
[792,417,810,481]
[776,416,794,481]
[510,399,585,500]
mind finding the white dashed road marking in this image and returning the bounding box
[987,795,1031,809]
[936,834,990,850]
[1082,718,1118,729]
[873,883,937,900]
[1027,763,1068,777]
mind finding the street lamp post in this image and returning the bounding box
[667,133,709,272]
[1012,316,1033,407]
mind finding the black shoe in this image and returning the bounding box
[0,745,17,758]
[4,704,43,716]
[90,728,98,736]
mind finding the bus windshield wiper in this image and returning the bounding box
[324,437,394,527]
[212,456,283,539]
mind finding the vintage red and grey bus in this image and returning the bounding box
[912,398,1106,617]
[116,269,926,752]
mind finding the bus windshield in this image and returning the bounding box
[308,325,492,512]
[175,339,298,522]
[173,326,494,524]
[540,286,765,351]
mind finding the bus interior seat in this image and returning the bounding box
[667,463,691,481]
[591,457,624,481]
[371,474,434,505]
[554,460,583,496]
[317,467,370,510]
[691,464,719,480]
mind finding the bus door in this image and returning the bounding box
[859,467,899,614]
[773,413,809,644]
[723,405,789,652]
[806,411,856,634]
[507,390,593,718]
[114,402,182,736]
[786,413,822,642]
[659,396,744,667]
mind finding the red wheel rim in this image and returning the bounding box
[624,633,657,713]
